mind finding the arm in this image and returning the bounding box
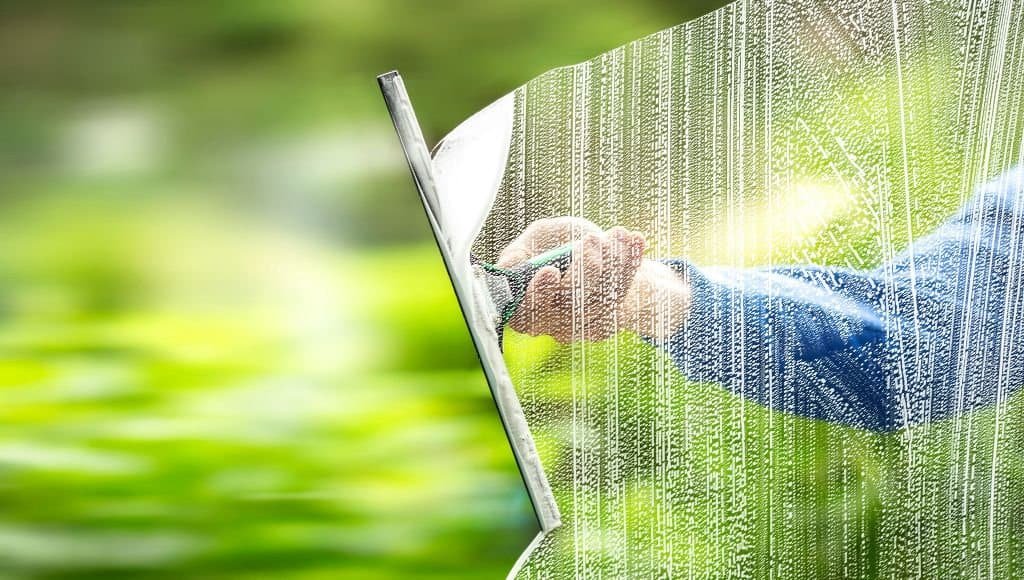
[497,217,895,429]
[868,166,1024,427]
[500,166,1024,431]
[650,261,892,430]
[654,167,1024,430]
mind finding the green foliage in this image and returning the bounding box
[0,199,533,577]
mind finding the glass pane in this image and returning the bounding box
[437,0,1024,576]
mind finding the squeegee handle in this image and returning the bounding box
[497,242,575,329]
[524,242,574,273]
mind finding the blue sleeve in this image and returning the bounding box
[655,166,1024,431]
[656,260,893,430]
[877,166,1024,427]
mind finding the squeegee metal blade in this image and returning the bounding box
[377,71,560,536]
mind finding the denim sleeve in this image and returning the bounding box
[654,260,893,430]
[874,166,1024,428]
[653,166,1024,431]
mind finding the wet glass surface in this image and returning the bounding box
[469,1,1024,575]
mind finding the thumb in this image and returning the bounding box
[496,244,530,268]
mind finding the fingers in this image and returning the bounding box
[608,227,646,297]
[560,230,626,340]
[508,265,562,335]
[527,265,563,320]
[496,244,530,269]
[606,228,630,299]
[568,228,643,304]
[498,217,649,343]
[496,216,602,268]
[580,233,605,289]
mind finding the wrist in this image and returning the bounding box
[623,260,690,341]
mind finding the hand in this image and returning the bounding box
[496,217,690,343]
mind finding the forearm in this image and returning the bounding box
[646,260,894,430]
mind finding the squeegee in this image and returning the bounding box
[377,71,562,537]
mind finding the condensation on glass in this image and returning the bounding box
[432,0,1024,576]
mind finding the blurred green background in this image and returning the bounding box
[0,1,727,578]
